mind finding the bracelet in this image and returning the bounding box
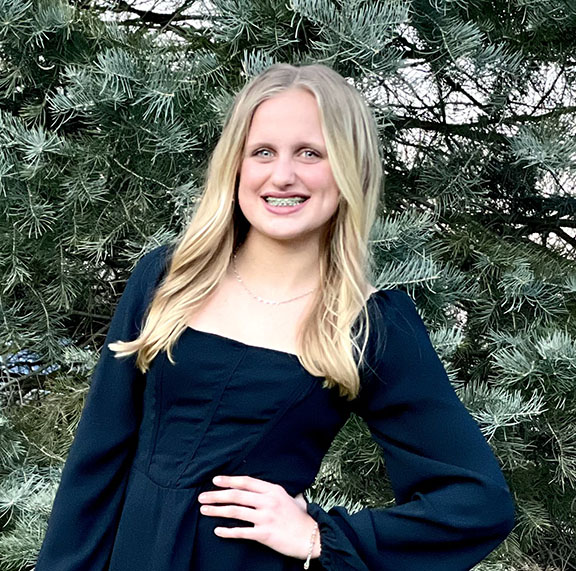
[303,522,319,569]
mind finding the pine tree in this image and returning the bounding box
[1,0,575,569]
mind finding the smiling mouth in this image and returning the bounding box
[263,196,308,206]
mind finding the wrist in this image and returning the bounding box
[311,528,321,558]
[303,521,320,568]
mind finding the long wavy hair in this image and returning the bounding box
[109,63,383,400]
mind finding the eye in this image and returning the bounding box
[253,148,273,158]
[301,149,321,159]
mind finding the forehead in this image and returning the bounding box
[246,88,323,141]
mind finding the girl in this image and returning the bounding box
[35,63,515,570]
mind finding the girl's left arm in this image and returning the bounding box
[305,290,516,571]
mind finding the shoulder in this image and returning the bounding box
[122,243,174,301]
[131,243,173,281]
[354,289,434,399]
[369,289,432,350]
[366,288,420,324]
[138,243,173,271]
[117,244,174,326]
[361,288,429,366]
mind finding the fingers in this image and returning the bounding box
[212,475,281,493]
[198,476,285,529]
[199,503,261,525]
[199,476,317,559]
[198,488,264,509]
[214,525,269,541]
[198,475,282,509]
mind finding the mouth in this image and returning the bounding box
[262,196,309,207]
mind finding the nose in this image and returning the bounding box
[270,155,297,187]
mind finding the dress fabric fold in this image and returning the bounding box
[35,245,515,571]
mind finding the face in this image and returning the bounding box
[237,88,340,247]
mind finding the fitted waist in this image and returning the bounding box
[129,463,215,492]
[129,461,313,500]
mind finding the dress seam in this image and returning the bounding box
[171,347,249,487]
[224,373,318,475]
[129,463,210,492]
[145,351,167,475]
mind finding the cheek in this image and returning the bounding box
[326,193,341,221]
[322,181,341,220]
[313,170,340,208]
[237,166,259,203]
[237,186,254,219]
[306,165,337,191]
[236,177,261,224]
[238,160,267,186]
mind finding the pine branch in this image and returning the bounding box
[529,65,565,116]
[390,116,508,143]
[553,228,576,251]
[443,74,487,111]
[112,0,197,26]
[391,106,576,143]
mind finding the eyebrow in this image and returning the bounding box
[245,141,326,151]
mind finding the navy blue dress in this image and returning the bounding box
[35,245,515,570]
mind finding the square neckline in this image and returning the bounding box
[184,326,301,358]
[183,289,384,358]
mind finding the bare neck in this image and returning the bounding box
[232,234,321,301]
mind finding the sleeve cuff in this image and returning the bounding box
[305,501,370,571]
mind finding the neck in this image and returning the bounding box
[232,233,322,300]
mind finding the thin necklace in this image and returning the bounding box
[231,253,317,305]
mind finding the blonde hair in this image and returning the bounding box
[109,63,383,400]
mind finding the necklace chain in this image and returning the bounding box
[231,253,316,305]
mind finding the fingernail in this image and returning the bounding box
[213,476,223,484]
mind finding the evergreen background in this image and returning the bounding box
[1,0,575,569]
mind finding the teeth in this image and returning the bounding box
[264,196,307,206]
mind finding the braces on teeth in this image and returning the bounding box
[265,197,307,206]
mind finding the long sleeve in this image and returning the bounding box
[35,245,170,571]
[306,290,516,571]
